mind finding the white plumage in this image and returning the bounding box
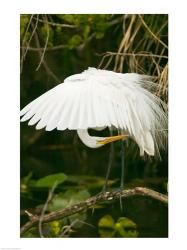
[20,67,167,156]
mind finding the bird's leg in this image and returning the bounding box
[120,139,125,189]
[93,129,114,219]
[92,128,114,217]
[120,139,125,211]
[102,128,114,192]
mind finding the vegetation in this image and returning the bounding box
[20,14,168,238]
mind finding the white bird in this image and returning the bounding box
[20,67,167,157]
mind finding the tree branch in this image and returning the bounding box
[20,187,168,236]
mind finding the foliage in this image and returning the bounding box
[35,173,67,188]
[98,215,138,237]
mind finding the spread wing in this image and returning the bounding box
[20,68,167,156]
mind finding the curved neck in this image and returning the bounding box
[77,129,104,148]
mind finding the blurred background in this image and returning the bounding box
[20,14,168,238]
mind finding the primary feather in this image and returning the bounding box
[20,67,167,156]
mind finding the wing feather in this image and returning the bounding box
[56,87,77,130]
[21,68,167,156]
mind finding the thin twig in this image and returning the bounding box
[33,16,76,28]
[103,55,114,69]
[20,187,168,236]
[22,15,39,62]
[138,15,168,49]
[99,51,168,59]
[60,219,79,237]
[20,14,34,72]
[20,44,66,51]
[97,51,168,71]
[59,219,95,237]
[151,56,161,76]
[38,181,58,237]
[32,22,61,83]
[36,15,50,71]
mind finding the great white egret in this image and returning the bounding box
[20,67,167,188]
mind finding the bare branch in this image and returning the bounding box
[33,16,76,28]
[20,187,168,236]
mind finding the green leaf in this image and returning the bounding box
[48,189,90,212]
[115,217,138,237]
[35,173,67,188]
[60,14,75,24]
[99,228,116,238]
[49,221,61,236]
[116,217,137,229]
[67,175,117,189]
[68,35,82,49]
[98,215,115,237]
[98,216,138,238]
[98,215,115,229]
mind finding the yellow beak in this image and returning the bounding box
[97,135,127,145]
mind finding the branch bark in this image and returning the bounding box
[20,187,168,236]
